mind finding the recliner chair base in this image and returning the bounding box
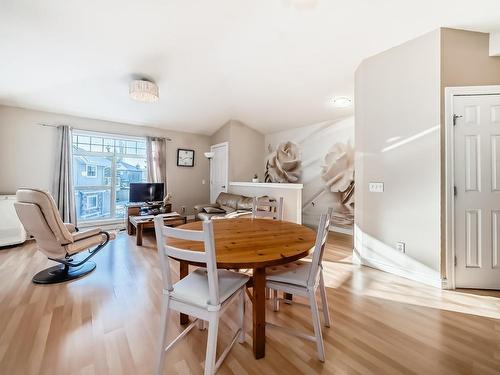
[32,262,96,284]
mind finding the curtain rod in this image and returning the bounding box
[37,123,173,141]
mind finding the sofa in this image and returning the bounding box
[194,192,255,221]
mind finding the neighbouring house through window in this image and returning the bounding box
[72,131,147,222]
[86,164,97,178]
[86,194,98,209]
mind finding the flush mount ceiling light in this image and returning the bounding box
[129,79,159,103]
[332,97,352,108]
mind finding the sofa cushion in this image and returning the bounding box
[203,206,226,214]
[216,192,242,210]
[194,203,220,211]
[237,196,254,210]
[219,205,236,213]
[197,212,227,221]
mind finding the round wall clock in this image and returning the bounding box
[177,148,195,167]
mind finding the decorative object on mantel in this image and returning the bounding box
[265,141,301,183]
[129,79,159,103]
[177,148,195,167]
[252,174,259,183]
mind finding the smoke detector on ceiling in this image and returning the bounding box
[129,79,159,103]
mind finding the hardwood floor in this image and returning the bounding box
[0,230,499,374]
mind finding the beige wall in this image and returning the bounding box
[439,28,500,276]
[210,120,265,183]
[0,105,210,215]
[355,30,442,286]
[355,27,500,287]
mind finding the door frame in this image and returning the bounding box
[444,85,500,290]
[210,142,229,203]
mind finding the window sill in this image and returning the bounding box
[78,218,126,231]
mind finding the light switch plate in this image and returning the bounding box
[369,182,384,193]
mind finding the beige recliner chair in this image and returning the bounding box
[14,188,115,284]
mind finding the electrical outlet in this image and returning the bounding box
[369,182,384,193]
[396,242,405,253]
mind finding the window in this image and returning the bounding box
[86,164,97,178]
[72,131,147,222]
[86,194,98,209]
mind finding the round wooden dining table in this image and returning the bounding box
[167,218,316,359]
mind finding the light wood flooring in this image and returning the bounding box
[0,230,499,374]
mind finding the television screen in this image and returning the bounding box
[129,183,165,203]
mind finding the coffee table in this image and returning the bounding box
[129,214,187,246]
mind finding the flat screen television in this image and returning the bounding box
[129,183,165,203]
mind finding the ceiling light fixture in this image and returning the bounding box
[332,96,352,108]
[129,79,159,103]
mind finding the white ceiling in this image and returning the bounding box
[1,0,500,135]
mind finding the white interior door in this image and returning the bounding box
[454,94,500,289]
[210,142,228,203]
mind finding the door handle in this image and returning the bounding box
[221,185,226,188]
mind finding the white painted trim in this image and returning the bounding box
[210,142,229,203]
[73,128,146,142]
[444,85,500,291]
[353,247,442,288]
[229,182,304,190]
[490,32,500,56]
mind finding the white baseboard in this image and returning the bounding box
[440,278,454,290]
[353,247,443,288]
[186,214,195,220]
[329,225,353,235]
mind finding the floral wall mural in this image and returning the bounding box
[264,141,301,183]
[265,117,354,230]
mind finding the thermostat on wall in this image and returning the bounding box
[369,182,384,193]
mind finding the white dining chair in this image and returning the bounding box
[252,196,284,220]
[154,217,249,375]
[265,207,333,362]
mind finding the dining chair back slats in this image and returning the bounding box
[307,207,333,288]
[162,225,205,241]
[252,197,284,220]
[154,217,219,306]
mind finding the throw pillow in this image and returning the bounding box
[203,207,226,214]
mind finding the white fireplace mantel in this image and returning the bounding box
[229,182,303,190]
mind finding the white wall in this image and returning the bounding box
[0,105,210,215]
[354,30,442,287]
[228,182,303,224]
[265,117,355,229]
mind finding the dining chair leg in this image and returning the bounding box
[272,289,279,312]
[204,315,219,375]
[239,289,246,343]
[197,319,206,330]
[308,290,325,362]
[319,271,331,328]
[156,295,170,375]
